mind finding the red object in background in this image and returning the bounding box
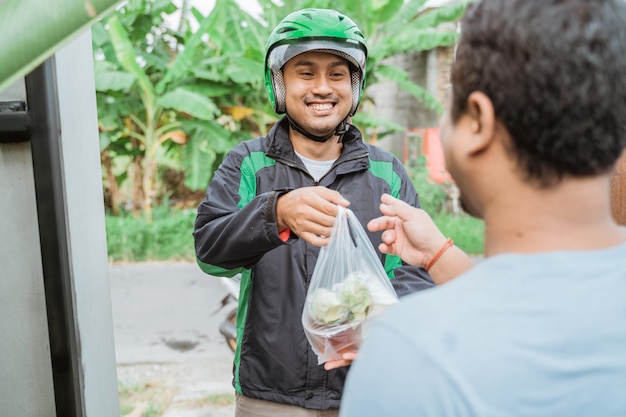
[403,127,460,214]
[421,128,454,184]
[403,127,454,184]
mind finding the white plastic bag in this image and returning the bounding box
[302,206,399,364]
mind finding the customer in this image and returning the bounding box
[340,0,626,416]
[193,8,434,417]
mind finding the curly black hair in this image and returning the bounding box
[451,0,626,187]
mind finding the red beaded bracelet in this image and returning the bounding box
[425,238,454,271]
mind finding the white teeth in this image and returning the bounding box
[309,103,333,111]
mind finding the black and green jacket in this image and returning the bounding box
[193,117,433,410]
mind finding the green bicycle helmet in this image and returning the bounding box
[264,8,368,116]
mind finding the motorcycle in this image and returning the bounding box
[213,275,240,352]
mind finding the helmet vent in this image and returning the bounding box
[278,27,297,34]
[302,12,313,20]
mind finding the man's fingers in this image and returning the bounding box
[342,351,358,361]
[379,194,414,221]
[313,187,350,211]
[323,351,358,370]
[380,229,397,245]
[300,232,331,247]
[367,215,396,232]
[378,242,392,255]
[324,359,349,370]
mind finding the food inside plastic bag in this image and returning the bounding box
[302,206,399,364]
[309,273,381,325]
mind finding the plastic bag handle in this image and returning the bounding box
[338,206,358,247]
[347,216,358,247]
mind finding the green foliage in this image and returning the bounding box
[98,0,472,234]
[433,212,484,256]
[105,203,483,262]
[94,0,254,219]
[376,64,444,113]
[343,0,471,115]
[106,206,196,261]
[407,154,448,215]
[258,0,469,117]
[351,111,406,139]
[415,179,449,217]
[407,154,484,255]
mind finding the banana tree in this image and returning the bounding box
[94,0,234,221]
[334,0,470,99]
[94,0,275,219]
[95,0,469,220]
[101,14,187,222]
[162,0,276,188]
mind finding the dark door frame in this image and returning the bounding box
[27,58,86,417]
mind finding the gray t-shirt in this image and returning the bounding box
[341,242,626,417]
[295,151,336,182]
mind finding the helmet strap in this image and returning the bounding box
[286,114,350,143]
[335,119,349,143]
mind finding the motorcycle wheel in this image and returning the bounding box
[219,307,237,352]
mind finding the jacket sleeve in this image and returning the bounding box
[387,157,436,297]
[193,146,294,273]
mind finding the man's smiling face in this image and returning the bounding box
[282,51,353,140]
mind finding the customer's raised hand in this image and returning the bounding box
[367,194,448,268]
[368,194,474,284]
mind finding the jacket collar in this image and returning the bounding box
[265,116,368,164]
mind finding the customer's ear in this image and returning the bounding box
[465,91,496,156]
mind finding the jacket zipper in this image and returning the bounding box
[317,151,370,183]
[276,151,370,286]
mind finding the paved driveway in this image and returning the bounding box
[109,262,236,416]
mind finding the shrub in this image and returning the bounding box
[106,206,197,262]
[106,182,484,261]
[407,155,448,215]
[433,212,484,256]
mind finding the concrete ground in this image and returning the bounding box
[109,262,237,417]
[109,259,486,416]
